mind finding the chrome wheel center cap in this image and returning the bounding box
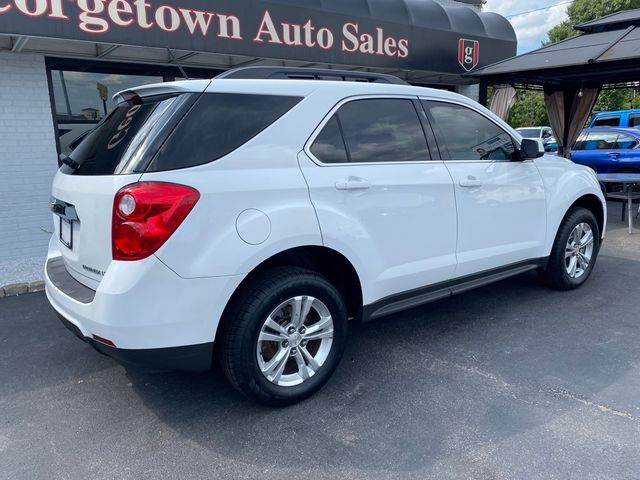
[289,332,302,347]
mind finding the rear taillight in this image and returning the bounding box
[112,182,199,261]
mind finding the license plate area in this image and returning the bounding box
[60,217,73,249]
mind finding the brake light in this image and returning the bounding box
[112,182,199,261]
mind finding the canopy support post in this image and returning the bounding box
[478,80,489,107]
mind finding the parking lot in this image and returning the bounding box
[2,205,640,480]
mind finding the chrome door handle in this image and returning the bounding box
[335,177,371,190]
[608,152,620,158]
[459,177,482,188]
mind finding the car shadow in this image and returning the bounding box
[122,257,640,474]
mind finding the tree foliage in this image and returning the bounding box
[508,91,548,129]
[548,0,640,44]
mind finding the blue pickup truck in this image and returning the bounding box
[588,109,640,128]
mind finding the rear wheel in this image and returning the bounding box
[542,207,600,290]
[219,267,348,406]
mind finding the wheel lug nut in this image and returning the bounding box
[287,326,296,334]
[290,348,297,356]
[301,340,308,347]
[299,326,306,334]
[282,340,289,347]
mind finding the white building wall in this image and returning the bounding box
[0,52,57,284]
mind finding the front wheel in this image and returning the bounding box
[542,207,600,290]
[218,267,348,406]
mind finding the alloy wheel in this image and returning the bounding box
[565,222,594,279]
[256,296,334,387]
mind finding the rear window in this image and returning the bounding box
[593,116,620,127]
[517,128,541,138]
[62,93,196,175]
[146,93,302,172]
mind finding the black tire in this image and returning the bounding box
[542,207,600,291]
[218,267,348,406]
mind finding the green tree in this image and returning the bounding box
[508,91,549,129]
[547,0,640,43]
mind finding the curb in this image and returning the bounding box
[0,281,45,298]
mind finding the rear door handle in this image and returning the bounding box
[459,177,482,188]
[335,176,371,191]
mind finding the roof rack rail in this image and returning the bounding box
[215,66,408,85]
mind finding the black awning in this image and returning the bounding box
[0,0,516,75]
[469,8,640,87]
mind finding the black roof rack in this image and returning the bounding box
[215,66,408,85]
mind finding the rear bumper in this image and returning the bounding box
[56,311,214,371]
[45,240,245,369]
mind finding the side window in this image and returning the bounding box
[593,116,620,127]
[615,134,638,150]
[424,101,516,161]
[573,133,588,150]
[584,131,618,150]
[148,93,302,172]
[629,115,640,128]
[335,99,430,163]
[310,116,348,164]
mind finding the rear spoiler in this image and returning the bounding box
[112,80,211,103]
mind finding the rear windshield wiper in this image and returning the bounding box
[59,154,80,171]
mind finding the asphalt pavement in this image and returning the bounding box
[2,211,640,480]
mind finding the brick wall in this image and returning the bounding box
[0,52,57,262]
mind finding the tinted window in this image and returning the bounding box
[583,131,619,150]
[593,116,620,127]
[616,134,639,149]
[148,93,302,172]
[310,116,348,164]
[336,99,430,163]
[630,115,640,127]
[64,93,193,175]
[425,101,516,161]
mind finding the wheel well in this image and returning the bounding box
[223,246,364,323]
[570,194,605,235]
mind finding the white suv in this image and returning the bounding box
[45,67,606,405]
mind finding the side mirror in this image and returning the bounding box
[520,138,544,159]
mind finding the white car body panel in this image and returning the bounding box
[444,160,547,277]
[298,152,457,305]
[44,76,607,361]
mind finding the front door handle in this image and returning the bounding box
[335,176,371,190]
[608,152,620,158]
[459,176,482,188]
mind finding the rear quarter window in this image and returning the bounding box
[147,93,302,172]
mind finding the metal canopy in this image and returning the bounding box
[469,9,640,88]
[0,33,480,86]
[0,0,515,83]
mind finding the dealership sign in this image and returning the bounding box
[0,0,516,73]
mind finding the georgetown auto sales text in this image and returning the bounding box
[0,1,410,59]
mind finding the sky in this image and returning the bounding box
[484,0,571,54]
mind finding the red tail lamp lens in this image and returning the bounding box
[112,182,199,261]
